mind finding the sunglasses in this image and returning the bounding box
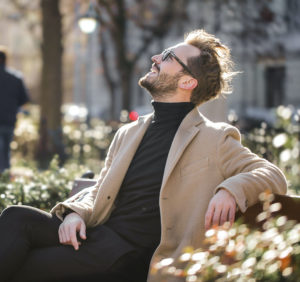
[161,49,196,78]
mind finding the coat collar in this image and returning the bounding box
[137,105,205,127]
[100,107,204,198]
[137,112,153,125]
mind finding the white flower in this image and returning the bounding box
[272,133,287,148]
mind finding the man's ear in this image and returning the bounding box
[178,77,198,90]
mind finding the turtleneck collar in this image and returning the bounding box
[151,101,195,124]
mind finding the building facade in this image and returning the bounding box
[129,0,300,122]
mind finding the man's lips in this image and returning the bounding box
[150,64,160,73]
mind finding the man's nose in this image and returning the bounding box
[151,54,161,64]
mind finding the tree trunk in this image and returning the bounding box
[37,0,64,168]
[99,30,117,120]
[112,0,132,112]
[120,65,133,111]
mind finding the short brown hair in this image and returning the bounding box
[184,29,237,105]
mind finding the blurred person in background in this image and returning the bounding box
[0,46,30,173]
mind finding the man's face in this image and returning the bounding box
[139,43,200,99]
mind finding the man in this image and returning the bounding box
[0,46,29,173]
[0,30,287,282]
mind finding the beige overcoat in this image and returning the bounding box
[51,107,287,280]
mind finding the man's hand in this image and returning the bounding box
[205,188,236,230]
[58,212,87,250]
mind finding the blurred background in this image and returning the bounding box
[0,0,300,209]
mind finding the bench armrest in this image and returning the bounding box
[236,194,300,227]
[70,178,97,197]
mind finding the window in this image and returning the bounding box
[265,66,285,108]
[286,0,300,31]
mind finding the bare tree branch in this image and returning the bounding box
[96,0,189,113]
[8,0,41,46]
[131,0,185,62]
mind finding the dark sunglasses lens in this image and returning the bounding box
[162,51,171,61]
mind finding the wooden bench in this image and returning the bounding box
[236,193,300,227]
[72,177,300,227]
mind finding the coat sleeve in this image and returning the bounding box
[50,129,122,222]
[214,125,287,213]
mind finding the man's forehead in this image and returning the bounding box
[169,42,200,57]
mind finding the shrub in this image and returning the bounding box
[0,156,86,212]
[11,105,119,172]
[151,191,300,281]
[242,106,300,194]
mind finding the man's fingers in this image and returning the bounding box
[204,190,238,230]
[205,204,214,230]
[228,205,236,225]
[212,206,222,227]
[66,226,72,242]
[80,223,86,240]
[220,206,229,226]
[59,213,87,249]
[59,227,67,243]
[70,226,79,250]
[58,227,63,243]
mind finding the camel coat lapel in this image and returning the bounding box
[161,108,204,191]
[100,114,153,192]
[90,114,153,225]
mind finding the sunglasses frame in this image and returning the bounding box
[162,49,196,78]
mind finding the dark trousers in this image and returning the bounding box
[0,126,14,172]
[0,205,152,282]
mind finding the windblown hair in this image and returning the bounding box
[184,29,238,105]
[0,46,7,66]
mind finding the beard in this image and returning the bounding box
[138,71,182,99]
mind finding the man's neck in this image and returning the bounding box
[152,91,191,103]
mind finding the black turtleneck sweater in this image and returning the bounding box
[106,101,195,249]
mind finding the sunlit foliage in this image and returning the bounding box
[151,191,300,281]
[242,105,300,193]
[0,156,86,212]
